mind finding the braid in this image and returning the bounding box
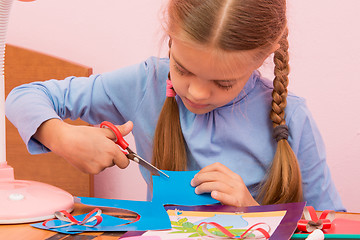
[271,28,290,127]
[258,28,303,205]
[151,39,187,171]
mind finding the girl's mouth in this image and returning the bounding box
[184,97,210,109]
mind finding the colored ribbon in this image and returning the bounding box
[297,206,335,233]
[197,221,271,239]
[166,79,176,97]
[43,208,103,229]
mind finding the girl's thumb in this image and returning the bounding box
[118,121,133,136]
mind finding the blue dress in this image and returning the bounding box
[5,57,345,211]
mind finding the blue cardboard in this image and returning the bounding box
[152,170,219,205]
[32,170,219,234]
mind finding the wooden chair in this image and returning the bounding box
[4,44,94,197]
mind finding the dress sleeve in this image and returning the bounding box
[5,58,155,154]
[287,99,346,211]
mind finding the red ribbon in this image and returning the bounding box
[197,221,271,239]
[43,208,103,229]
[297,206,335,233]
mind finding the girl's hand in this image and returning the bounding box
[191,162,259,207]
[34,119,133,174]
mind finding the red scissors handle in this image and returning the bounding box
[100,121,129,150]
[99,121,169,178]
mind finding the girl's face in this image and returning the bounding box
[170,38,271,114]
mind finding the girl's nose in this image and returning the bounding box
[188,78,211,101]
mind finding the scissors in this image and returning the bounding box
[100,121,169,178]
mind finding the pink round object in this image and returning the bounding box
[0,179,74,224]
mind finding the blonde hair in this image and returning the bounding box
[152,0,303,205]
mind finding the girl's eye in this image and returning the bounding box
[173,63,188,76]
[173,62,234,90]
[214,81,234,90]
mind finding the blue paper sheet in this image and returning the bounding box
[32,170,220,234]
[68,197,171,232]
[152,170,219,205]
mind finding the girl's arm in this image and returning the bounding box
[5,58,161,155]
[5,75,129,173]
[5,75,123,153]
[5,59,157,173]
[33,118,133,174]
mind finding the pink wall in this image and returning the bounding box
[6,0,360,211]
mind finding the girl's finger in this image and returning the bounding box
[115,121,133,136]
[211,190,237,206]
[191,171,226,187]
[112,145,130,169]
[194,181,230,195]
[113,156,130,169]
[197,162,240,180]
[101,121,133,140]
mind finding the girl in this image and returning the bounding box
[5,0,345,210]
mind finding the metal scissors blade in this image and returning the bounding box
[127,152,169,178]
[100,121,169,178]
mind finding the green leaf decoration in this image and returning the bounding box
[182,222,194,228]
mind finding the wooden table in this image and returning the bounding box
[1,204,359,240]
